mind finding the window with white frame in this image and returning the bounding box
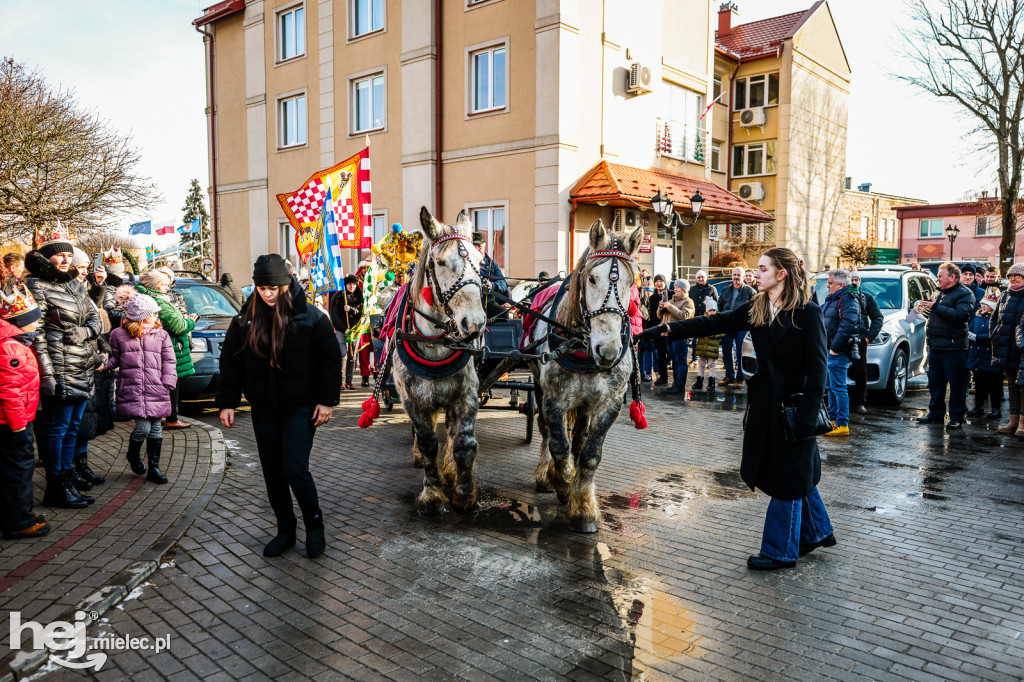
[351,0,383,38]
[278,93,307,148]
[351,72,385,133]
[278,5,305,61]
[278,221,298,263]
[710,141,722,172]
[360,211,388,259]
[471,206,507,269]
[470,44,507,113]
[733,72,779,110]
[732,141,776,177]
[919,218,943,238]
[977,215,1001,236]
[859,216,868,239]
[713,74,723,103]
[661,82,704,162]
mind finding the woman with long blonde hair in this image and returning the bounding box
[636,247,836,570]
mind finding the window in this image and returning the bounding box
[977,215,1001,236]
[733,72,780,110]
[732,141,777,177]
[660,82,705,162]
[278,5,305,61]
[351,0,383,38]
[361,211,389,259]
[919,218,943,238]
[710,141,722,172]
[713,74,723,103]
[470,45,507,113]
[859,216,868,239]
[351,73,385,133]
[471,206,506,269]
[278,221,298,263]
[278,93,307,148]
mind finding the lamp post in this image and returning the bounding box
[651,189,704,280]
[945,223,960,261]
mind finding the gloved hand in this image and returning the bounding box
[39,376,56,397]
[65,326,92,345]
[967,331,977,341]
[95,352,109,369]
[11,429,29,447]
[634,325,665,344]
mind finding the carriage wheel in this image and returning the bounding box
[525,389,535,444]
[383,389,395,410]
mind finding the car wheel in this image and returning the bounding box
[883,347,908,405]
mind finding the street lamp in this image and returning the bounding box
[651,189,704,280]
[945,223,960,261]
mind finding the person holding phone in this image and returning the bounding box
[218,255,341,559]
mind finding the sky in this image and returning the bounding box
[0,0,996,251]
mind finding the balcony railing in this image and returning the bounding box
[656,118,704,164]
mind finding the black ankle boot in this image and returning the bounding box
[74,453,105,485]
[146,439,167,484]
[63,471,93,505]
[43,473,87,509]
[263,521,296,557]
[987,407,1002,419]
[125,438,146,475]
[693,376,704,391]
[305,511,326,558]
[68,467,93,491]
[966,406,985,418]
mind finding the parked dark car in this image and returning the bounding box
[172,275,241,395]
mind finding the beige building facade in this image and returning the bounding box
[195,0,844,284]
[839,182,927,257]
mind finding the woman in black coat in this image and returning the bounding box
[218,254,342,559]
[636,247,835,570]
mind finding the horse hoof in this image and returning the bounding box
[452,498,479,514]
[536,482,553,493]
[417,500,448,516]
[556,491,569,505]
[569,518,598,534]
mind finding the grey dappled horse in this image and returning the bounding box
[394,207,488,515]
[530,220,643,532]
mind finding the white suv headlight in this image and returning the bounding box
[869,331,891,346]
[191,337,210,352]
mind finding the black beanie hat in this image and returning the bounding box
[38,241,75,259]
[960,263,975,274]
[252,254,292,286]
[343,274,360,285]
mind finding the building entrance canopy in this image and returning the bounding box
[570,161,773,224]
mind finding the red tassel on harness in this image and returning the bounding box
[361,396,375,412]
[420,287,434,307]
[629,400,648,430]
[358,398,382,428]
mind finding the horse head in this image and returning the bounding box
[576,219,643,367]
[416,206,488,336]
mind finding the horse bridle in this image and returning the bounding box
[421,233,483,334]
[580,244,635,332]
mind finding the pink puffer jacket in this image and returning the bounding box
[105,327,177,419]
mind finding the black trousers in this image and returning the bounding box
[654,336,669,379]
[0,423,36,533]
[251,404,320,529]
[848,339,869,407]
[973,369,1003,411]
[927,349,969,421]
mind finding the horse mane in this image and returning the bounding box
[556,230,637,330]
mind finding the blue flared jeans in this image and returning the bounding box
[38,398,87,476]
[760,487,834,562]
[638,339,658,376]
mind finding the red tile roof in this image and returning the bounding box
[716,2,821,59]
[570,161,773,224]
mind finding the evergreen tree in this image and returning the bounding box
[179,178,210,268]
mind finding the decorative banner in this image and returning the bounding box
[307,186,346,298]
[178,219,201,234]
[129,221,151,235]
[277,147,372,262]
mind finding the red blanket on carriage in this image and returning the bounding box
[379,283,408,341]
[519,282,642,350]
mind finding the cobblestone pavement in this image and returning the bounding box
[26,376,1024,681]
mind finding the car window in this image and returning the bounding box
[177,283,240,317]
[813,278,828,303]
[859,279,902,309]
[918,276,937,299]
[907,278,924,307]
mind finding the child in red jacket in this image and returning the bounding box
[0,284,49,539]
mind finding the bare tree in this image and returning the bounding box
[74,230,140,262]
[0,57,160,245]
[900,1,1024,273]
[837,236,870,267]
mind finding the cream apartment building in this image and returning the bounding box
[195,0,846,283]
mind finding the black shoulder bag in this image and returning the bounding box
[761,325,832,442]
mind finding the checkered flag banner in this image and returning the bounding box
[276,147,373,262]
[308,185,346,298]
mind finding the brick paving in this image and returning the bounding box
[17,375,1024,680]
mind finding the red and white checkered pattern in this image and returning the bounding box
[286,178,327,224]
[337,195,356,243]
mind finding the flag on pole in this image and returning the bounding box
[145,245,155,261]
[277,147,372,262]
[154,218,175,236]
[699,92,725,121]
[178,218,200,234]
[129,220,151,235]
[307,186,346,298]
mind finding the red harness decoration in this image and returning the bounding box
[399,292,464,368]
[629,400,648,429]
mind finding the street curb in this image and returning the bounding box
[0,420,226,681]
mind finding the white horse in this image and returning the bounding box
[530,219,644,532]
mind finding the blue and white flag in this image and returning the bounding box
[308,186,345,298]
[177,218,201,234]
[129,220,151,235]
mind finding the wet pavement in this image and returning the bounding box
[30,375,1024,680]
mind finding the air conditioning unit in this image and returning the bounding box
[738,106,766,128]
[627,62,653,94]
[613,209,639,230]
[737,182,766,202]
